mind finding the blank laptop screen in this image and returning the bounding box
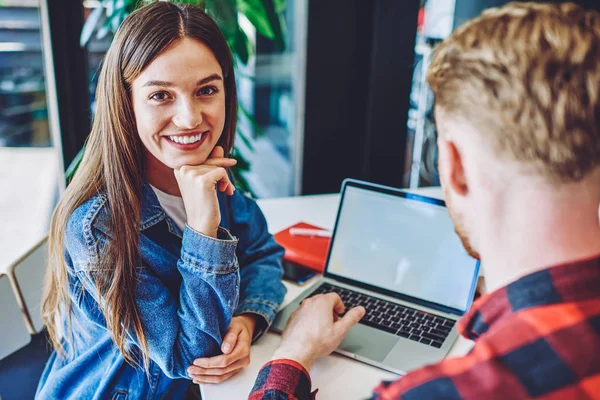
[327,185,479,313]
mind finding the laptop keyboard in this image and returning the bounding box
[308,283,455,348]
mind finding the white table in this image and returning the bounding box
[202,189,475,400]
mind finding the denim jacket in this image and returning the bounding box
[36,183,286,399]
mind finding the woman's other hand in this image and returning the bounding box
[187,314,256,384]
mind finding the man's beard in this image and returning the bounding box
[443,185,481,260]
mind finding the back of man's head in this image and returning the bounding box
[426,2,600,285]
[428,1,600,183]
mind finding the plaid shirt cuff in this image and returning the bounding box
[249,359,317,400]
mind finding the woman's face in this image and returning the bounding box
[131,38,226,180]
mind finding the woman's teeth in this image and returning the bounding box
[168,133,203,144]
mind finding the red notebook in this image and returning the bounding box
[273,222,331,273]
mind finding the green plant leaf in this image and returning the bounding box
[237,0,273,38]
[179,0,204,5]
[232,147,251,171]
[237,0,286,51]
[265,0,286,51]
[106,0,116,18]
[111,8,127,32]
[100,8,120,35]
[65,147,85,183]
[80,5,104,47]
[233,26,252,65]
[235,68,256,81]
[236,128,255,151]
[230,148,255,196]
[125,0,140,13]
[96,23,111,40]
[273,0,285,13]
[239,103,264,137]
[205,0,237,40]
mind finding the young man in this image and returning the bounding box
[248,2,600,399]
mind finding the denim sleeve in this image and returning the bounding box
[228,190,287,340]
[132,225,240,378]
[69,221,240,380]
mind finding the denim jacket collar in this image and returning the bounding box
[141,183,187,238]
[140,183,166,229]
[92,183,183,238]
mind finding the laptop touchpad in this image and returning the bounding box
[338,324,398,362]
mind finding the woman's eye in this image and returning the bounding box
[149,92,171,101]
[198,86,218,96]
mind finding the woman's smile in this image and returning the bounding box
[131,37,227,181]
[163,130,209,150]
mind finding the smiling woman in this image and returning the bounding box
[37,3,286,399]
[132,39,228,195]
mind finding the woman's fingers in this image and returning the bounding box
[206,146,237,195]
[218,178,229,193]
[227,181,235,196]
[173,145,238,236]
[191,369,241,384]
[205,167,235,196]
[221,326,241,354]
[202,157,237,167]
[210,145,225,159]
[188,356,250,378]
[174,166,229,236]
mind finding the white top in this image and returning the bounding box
[150,185,187,232]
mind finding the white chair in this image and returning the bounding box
[7,237,48,334]
[0,274,31,360]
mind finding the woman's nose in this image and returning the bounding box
[172,99,202,130]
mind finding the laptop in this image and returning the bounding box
[271,179,480,375]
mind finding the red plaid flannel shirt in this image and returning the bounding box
[249,255,600,399]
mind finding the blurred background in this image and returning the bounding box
[1,0,599,285]
[2,1,600,398]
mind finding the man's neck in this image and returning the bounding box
[478,182,600,293]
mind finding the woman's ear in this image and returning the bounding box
[438,138,468,197]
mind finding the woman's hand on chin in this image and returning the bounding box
[174,145,236,238]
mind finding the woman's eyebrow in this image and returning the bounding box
[142,73,223,88]
[196,73,222,86]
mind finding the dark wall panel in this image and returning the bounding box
[302,0,419,194]
[44,0,90,169]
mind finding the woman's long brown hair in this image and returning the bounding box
[42,2,237,371]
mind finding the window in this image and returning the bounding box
[235,0,307,197]
[404,0,456,188]
[0,0,61,268]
